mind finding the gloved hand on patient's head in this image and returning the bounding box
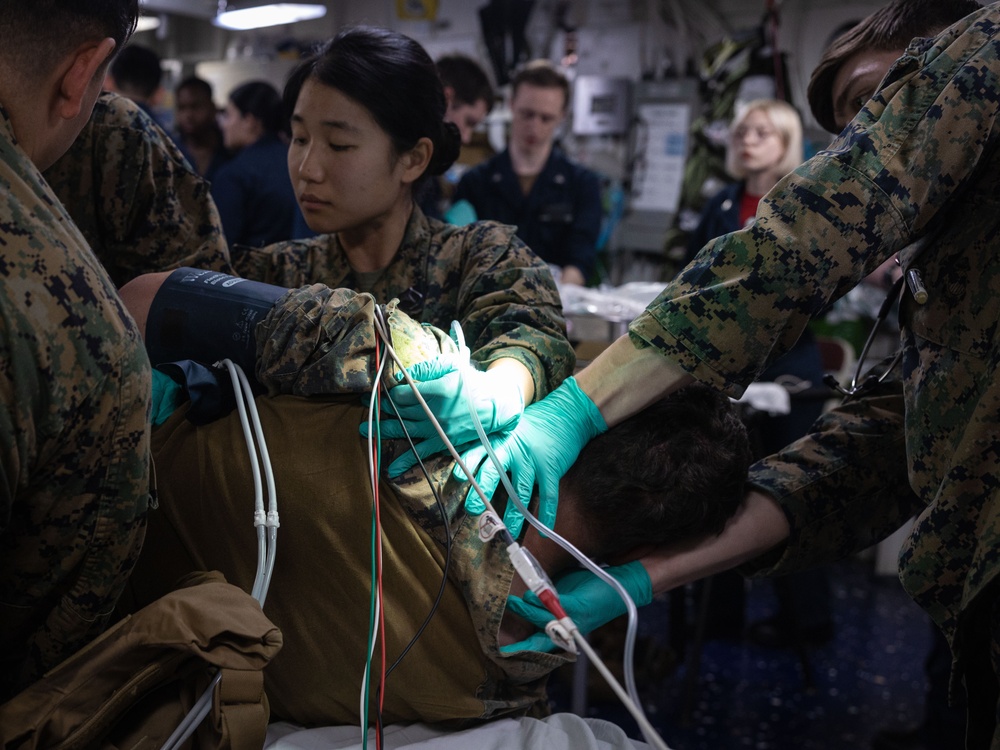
[500,561,653,653]
[363,353,524,477]
[456,376,607,538]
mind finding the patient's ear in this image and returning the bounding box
[119,271,173,339]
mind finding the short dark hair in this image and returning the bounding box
[510,59,570,110]
[284,26,461,187]
[807,0,982,133]
[564,383,751,559]
[437,54,494,112]
[176,75,214,101]
[0,0,138,81]
[110,43,163,100]
[229,80,285,136]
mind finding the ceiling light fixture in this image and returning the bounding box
[213,2,327,31]
[136,14,162,32]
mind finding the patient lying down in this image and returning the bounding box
[118,269,751,728]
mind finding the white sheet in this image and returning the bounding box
[265,713,657,750]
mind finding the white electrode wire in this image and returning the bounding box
[232,363,279,605]
[221,359,268,600]
[448,322,666,750]
[369,318,493,514]
[162,360,277,750]
[359,344,390,736]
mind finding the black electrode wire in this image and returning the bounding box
[369,305,454,737]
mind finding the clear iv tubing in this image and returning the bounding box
[448,323,669,750]
[370,317,668,750]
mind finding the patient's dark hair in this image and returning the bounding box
[807,0,981,133]
[563,383,751,559]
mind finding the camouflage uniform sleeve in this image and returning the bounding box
[254,285,452,396]
[232,237,330,287]
[629,14,1000,397]
[44,93,232,287]
[738,377,926,576]
[0,251,151,696]
[451,222,575,399]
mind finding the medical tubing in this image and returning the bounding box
[374,319,667,748]
[161,670,222,750]
[163,360,279,750]
[468,388,644,701]
[371,325,498,516]
[233,363,279,604]
[361,344,390,744]
[221,359,267,600]
[573,633,670,750]
[381,384,455,678]
[451,323,649,724]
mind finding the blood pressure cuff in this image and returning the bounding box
[145,268,287,377]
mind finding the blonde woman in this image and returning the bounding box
[685,98,803,259]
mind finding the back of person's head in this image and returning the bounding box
[110,43,163,101]
[510,59,570,110]
[562,383,751,560]
[229,80,284,136]
[176,75,214,102]
[436,54,495,112]
[283,26,461,186]
[0,0,137,83]
[725,98,803,179]
[808,0,982,133]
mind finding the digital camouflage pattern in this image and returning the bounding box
[255,284,457,395]
[0,105,151,700]
[44,92,232,288]
[234,206,574,401]
[630,3,1000,719]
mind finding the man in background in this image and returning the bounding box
[105,42,167,127]
[173,75,231,181]
[419,53,495,220]
[455,60,602,285]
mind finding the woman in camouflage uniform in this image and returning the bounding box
[233,27,573,475]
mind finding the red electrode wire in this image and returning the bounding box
[372,345,386,750]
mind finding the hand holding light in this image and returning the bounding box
[365,354,524,477]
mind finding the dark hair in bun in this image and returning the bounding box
[284,25,460,189]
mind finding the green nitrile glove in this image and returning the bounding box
[457,377,606,538]
[361,354,524,477]
[499,561,653,653]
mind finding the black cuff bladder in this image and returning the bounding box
[145,267,287,378]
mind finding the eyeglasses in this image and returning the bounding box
[823,275,903,398]
[732,126,779,142]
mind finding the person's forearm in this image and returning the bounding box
[574,334,693,428]
[487,357,535,404]
[639,490,790,595]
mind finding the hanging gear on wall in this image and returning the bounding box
[661,1,791,276]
